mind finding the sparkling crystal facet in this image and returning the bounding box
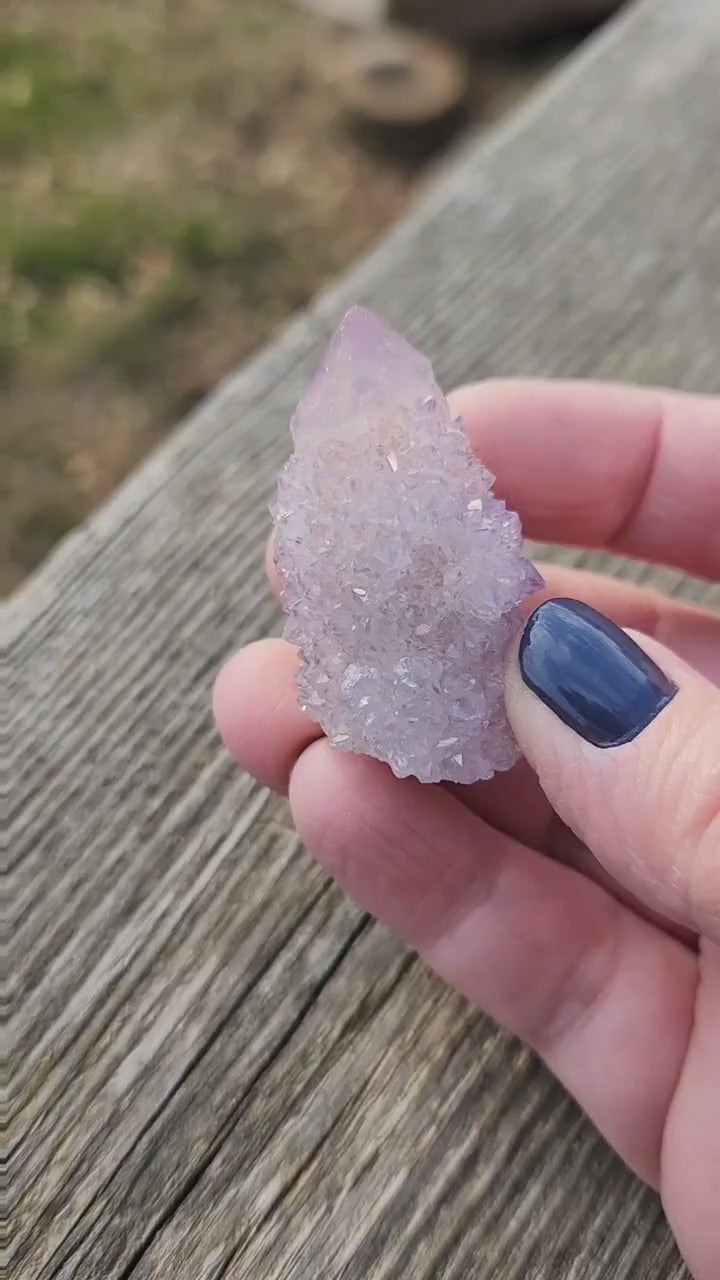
[273,307,543,784]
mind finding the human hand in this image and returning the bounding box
[214,379,720,1279]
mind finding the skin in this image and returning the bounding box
[214,380,720,1279]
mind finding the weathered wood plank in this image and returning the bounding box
[7,0,719,1275]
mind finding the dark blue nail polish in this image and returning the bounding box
[518,598,678,748]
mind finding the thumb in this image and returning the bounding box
[505,598,720,942]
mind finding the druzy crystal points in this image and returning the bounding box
[273,307,543,784]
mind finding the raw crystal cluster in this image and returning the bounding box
[273,307,543,784]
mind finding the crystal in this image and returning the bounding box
[272,307,543,784]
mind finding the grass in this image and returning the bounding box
[1,0,554,595]
[2,190,300,398]
[10,202,141,291]
[0,29,137,160]
[94,277,204,382]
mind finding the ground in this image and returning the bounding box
[1,0,557,595]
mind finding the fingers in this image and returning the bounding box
[289,742,698,1184]
[449,380,720,581]
[506,600,720,942]
[269,539,720,682]
[661,943,720,1280]
[215,565,719,832]
[213,639,321,793]
[526,565,720,685]
[269,524,720,668]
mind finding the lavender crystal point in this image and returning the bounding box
[273,307,543,784]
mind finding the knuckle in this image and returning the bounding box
[530,903,622,1053]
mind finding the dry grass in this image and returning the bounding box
[1,0,556,594]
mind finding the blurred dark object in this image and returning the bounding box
[324,27,470,157]
[390,0,621,42]
[295,0,622,42]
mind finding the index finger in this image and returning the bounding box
[450,380,720,582]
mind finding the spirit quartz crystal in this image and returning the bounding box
[273,307,543,784]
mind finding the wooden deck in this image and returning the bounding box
[8,0,720,1275]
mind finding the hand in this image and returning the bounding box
[214,379,720,1279]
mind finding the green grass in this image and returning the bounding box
[0,0,420,592]
[93,219,290,382]
[1,193,292,391]
[8,197,177,293]
[10,204,136,291]
[174,217,284,276]
[94,277,203,382]
[0,300,22,380]
[0,32,122,159]
[7,195,289,289]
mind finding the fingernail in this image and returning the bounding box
[518,598,678,748]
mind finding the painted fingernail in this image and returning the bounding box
[518,598,678,748]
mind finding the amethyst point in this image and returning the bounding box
[273,307,542,783]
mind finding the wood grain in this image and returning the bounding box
[7,0,719,1275]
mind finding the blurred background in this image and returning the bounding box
[1,0,619,596]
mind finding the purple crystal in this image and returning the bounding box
[273,307,543,784]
